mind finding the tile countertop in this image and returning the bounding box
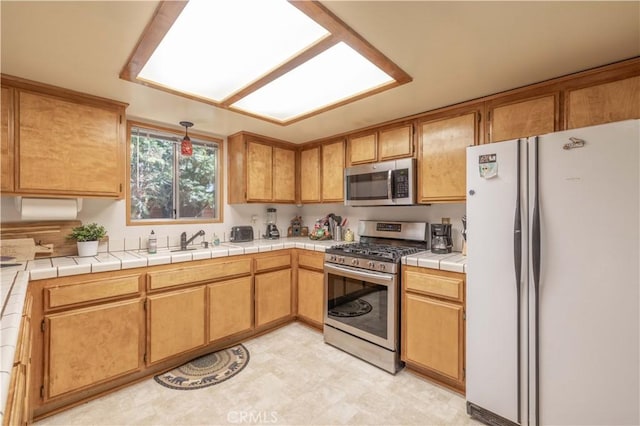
[402,251,467,273]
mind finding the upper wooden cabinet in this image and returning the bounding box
[300,146,321,203]
[321,139,345,202]
[565,76,640,129]
[347,123,413,165]
[227,132,297,204]
[1,86,14,192]
[486,93,558,143]
[417,109,479,203]
[300,139,345,203]
[1,75,127,198]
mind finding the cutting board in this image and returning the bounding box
[1,238,37,261]
[0,220,82,257]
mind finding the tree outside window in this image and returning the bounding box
[129,124,221,223]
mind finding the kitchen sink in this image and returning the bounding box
[169,248,197,252]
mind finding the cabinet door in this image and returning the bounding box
[273,147,296,202]
[418,112,477,203]
[208,277,253,342]
[17,91,122,197]
[488,94,557,143]
[255,269,292,328]
[246,141,273,201]
[297,268,324,326]
[566,76,640,129]
[147,286,206,364]
[1,86,14,192]
[44,299,143,399]
[348,133,377,165]
[402,293,464,383]
[300,147,321,203]
[321,140,344,202]
[379,124,413,160]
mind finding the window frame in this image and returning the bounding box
[126,120,224,226]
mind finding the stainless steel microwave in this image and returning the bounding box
[344,158,416,206]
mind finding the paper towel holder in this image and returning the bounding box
[14,196,83,218]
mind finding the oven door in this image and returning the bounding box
[324,262,398,350]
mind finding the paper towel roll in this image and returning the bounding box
[19,198,79,221]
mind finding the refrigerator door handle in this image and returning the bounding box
[513,139,522,424]
[531,135,541,426]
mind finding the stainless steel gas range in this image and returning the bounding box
[323,220,429,374]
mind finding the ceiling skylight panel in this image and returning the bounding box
[138,0,329,101]
[231,42,394,121]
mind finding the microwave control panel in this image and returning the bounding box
[394,169,410,198]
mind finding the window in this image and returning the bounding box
[128,122,222,224]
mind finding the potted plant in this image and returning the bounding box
[68,223,107,257]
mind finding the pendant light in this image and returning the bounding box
[180,121,193,156]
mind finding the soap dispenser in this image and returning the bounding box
[148,230,157,254]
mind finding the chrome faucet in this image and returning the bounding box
[180,230,205,250]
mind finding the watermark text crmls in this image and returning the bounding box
[227,410,279,424]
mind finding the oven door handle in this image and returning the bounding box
[324,263,394,283]
[387,170,393,201]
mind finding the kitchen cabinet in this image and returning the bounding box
[1,85,14,192]
[296,250,325,328]
[401,265,465,392]
[1,75,127,198]
[565,75,640,129]
[255,268,292,329]
[321,139,345,202]
[208,277,253,343]
[44,298,144,399]
[417,109,479,203]
[300,146,321,203]
[486,93,558,143]
[3,292,32,425]
[147,286,207,364]
[227,132,297,204]
[41,274,144,400]
[347,123,413,165]
[300,139,345,203]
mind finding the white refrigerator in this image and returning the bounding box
[465,120,639,426]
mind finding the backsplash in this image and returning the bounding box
[0,196,466,252]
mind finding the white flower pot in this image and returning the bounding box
[77,240,99,257]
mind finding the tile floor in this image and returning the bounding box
[36,323,482,426]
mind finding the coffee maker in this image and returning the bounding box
[264,208,280,240]
[431,223,452,254]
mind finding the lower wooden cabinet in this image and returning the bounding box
[147,287,206,364]
[401,265,466,392]
[208,277,253,342]
[255,268,292,328]
[296,268,324,327]
[44,298,144,399]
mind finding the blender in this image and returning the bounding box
[264,208,280,240]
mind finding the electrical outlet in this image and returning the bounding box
[442,217,450,224]
[251,215,257,224]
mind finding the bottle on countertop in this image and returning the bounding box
[148,230,157,254]
[213,233,220,246]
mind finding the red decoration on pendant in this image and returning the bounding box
[181,137,193,156]
[179,121,194,157]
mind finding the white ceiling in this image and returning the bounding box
[1,1,639,143]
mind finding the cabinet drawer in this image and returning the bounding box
[46,275,140,309]
[298,251,324,271]
[404,269,463,302]
[147,258,251,290]
[254,252,291,272]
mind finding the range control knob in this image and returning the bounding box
[367,261,375,268]
[330,255,337,262]
[379,264,386,271]
[339,256,345,263]
[351,258,359,266]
